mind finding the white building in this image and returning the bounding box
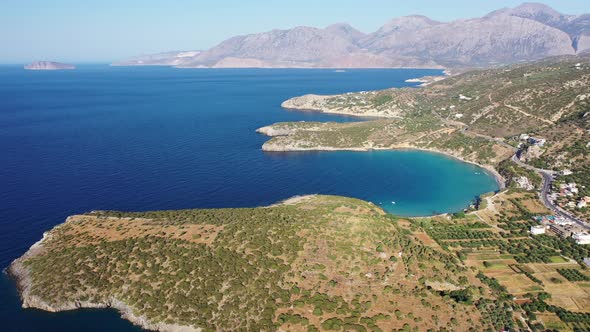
[561,169,573,176]
[572,232,590,245]
[519,133,530,140]
[530,225,546,235]
[561,183,579,196]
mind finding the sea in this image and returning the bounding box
[0,65,498,331]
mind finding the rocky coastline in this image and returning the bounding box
[404,75,447,86]
[6,220,201,332]
[281,94,403,118]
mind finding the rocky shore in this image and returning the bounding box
[256,124,328,137]
[6,219,200,332]
[281,94,401,118]
[404,75,446,86]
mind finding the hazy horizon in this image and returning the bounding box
[2,0,589,63]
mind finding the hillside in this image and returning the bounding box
[261,54,589,164]
[9,195,500,331]
[114,3,590,69]
[260,53,590,226]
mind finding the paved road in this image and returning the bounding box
[511,154,590,231]
[435,114,589,230]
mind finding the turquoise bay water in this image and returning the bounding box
[0,65,497,331]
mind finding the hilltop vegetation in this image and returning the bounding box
[261,55,590,167]
[13,195,519,331]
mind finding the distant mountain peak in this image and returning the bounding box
[511,2,571,24]
[486,2,565,20]
[114,3,590,69]
[482,3,590,53]
[324,23,366,43]
[375,15,441,35]
[325,22,357,30]
[513,2,563,15]
[383,15,440,26]
[496,2,579,21]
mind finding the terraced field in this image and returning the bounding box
[406,191,590,331]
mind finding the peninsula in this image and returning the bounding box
[24,61,76,70]
[9,195,493,331]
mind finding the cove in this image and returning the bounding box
[260,149,498,216]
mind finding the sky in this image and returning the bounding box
[1,0,588,63]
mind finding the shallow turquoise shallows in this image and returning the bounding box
[0,65,497,331]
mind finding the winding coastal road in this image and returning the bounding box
[416,98,587,230]
[510,154,590,231]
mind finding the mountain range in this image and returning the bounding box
[114,3,590,69]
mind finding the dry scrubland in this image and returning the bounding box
[11,195,508,332]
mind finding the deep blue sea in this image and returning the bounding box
[0,65,498,331]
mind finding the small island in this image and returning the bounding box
[24,61,75,71]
